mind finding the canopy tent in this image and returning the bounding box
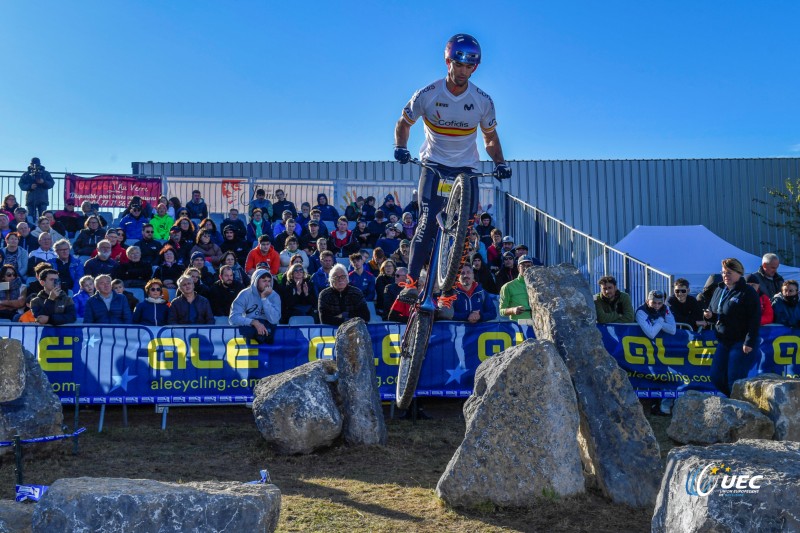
[612,225,800,292]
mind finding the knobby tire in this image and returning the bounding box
[395,310,434,409]
[436,175,472,292]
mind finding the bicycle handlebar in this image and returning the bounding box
[408,158,498,179]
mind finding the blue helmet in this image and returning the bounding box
[444,34,481,65]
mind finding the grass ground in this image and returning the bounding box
[0,400,672,532]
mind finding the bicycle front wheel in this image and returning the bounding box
[395,310,434,410]
[436,175,472,292]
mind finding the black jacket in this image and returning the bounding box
[318,285,370,326]
[707,277,761,348]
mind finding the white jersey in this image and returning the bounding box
[402,78,497,170]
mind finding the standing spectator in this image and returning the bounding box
[379,194,403,221]
[465,228,487,264]
[118,203,149,240]
[246,209,272,246]
[486,229,504,268]
[229,269,281,343]
[0,264,26,320]
[72,275,95,319]
[470,252,497,294]
[702,258,761,396]
[49,239,83,294]
[279,236,310,272]
[750,253,784,299]
[18,157,54,219]
[112,279,139,312]
[249,188,273,220]
[83,275,132,324]
[220,226,250,267]
[499,255,534,321]
[154,246,182,289]
[743,275,774,325]
[451,264,497,323]
[132,278,169,326]
[221,208,248,242]
[475,212,497,249]
[770,280,800,327]
[83,240,118,277]
[134,224,162,266]
[495,251,518,288]
[191,229,223,268]
[593,276,635,324]
[277,263,318,324]
[30,268,76,325]
[185,190,208,220]
[348,252,376,301]
[28,233,57,276]
[311,250,335,295]
[667,278,706,330]
[313,193,339,223]
[208,265,245,317]
[2,232,28,277]
[697,273,723,308]
[375,260,397,317]
[318,264,370,326]
[245,235,280,276]
[112,246,151,289]
[73,216,107,257]
[635,290,677,339]
[271,189,297,223]
[150,203,174,241]
[168,275,214,325]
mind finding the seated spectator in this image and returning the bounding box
[49,239,83,294]
[93,228,129,264]
[279,236,310,273]
[314,193,340,223]
[220,208,248,242]
[134,224,162,266]
[31,215,65,242]
[375,224,400,257]
[311,250,335,295]
[198,218,223,246]
[499,255,535,321]
[745,274,774,325]
[271,189,297,223]
[375,259,396,318]
[348,252,376,301]
[249,188,273,220]
[30,268,76,325]
[770,280,800,328]
[185,189,209,220]
[452,264,497,323]
[132,278,169,326]
[277,263,317,324]
[1,194,19,220]
[220,251,248,286]
[379,194,402,221]
[247,209,272,246]
[318,263,370,326]
[514,244,541,265]
[73,216,106,257]
[220,226,250,267]
[122,196,154,219]
[390,239,410,269]
[495,251,518,288]
[361,195,376,222]
[26,262,52,296]
[750,253,784,299]
[166,227,191,265]
[299,220,327,256]
[112,279,139,312]
[209,265,245,317]
[18,293,37,323]
[0,264,26,320]
[168,274,214,325]
[111,246,151,289]
[383,266,407,319]
[72,275,95,319]
[635,290,677,339]
[175,206,191,222]
[2,232,28,277]
[150,203,174,241]
[83,274,132,324]
[351,218,371,250]
[166,197,180,219]
[486,229,504,269]
[118,202,149,240]
[191,229,223,267]
[28,232,57,276]
[79,201,107,228]
[400,212,415,240]
[53,200,83,235]
[229,269,281,342]
[306,235,330,274]
[277,254,305,283]
[295,202,312,230]
[15,222,39,255]
[307,209,330,238]
[274,218,301,253]
[344,196,366,222]
[403,191,418,222]
[466,228,487,264]
[368,248,386,274]
[593,275,635,324]
[154,245,183,289]
[245,235,280,276]
[172,216,197,247]
[470,252,497,294]
[9,206,27,232]
[0,213,12,240]
[475,212,496,249]
[271,210,293,239]
[188,253,215,287]
[43,211,68,237]
[668,278,706,330]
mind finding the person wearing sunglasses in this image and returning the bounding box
[132,279,169,326]
[0,264,26,319]
[667,278,705,330]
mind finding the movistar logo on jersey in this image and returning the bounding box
[464,104,474,111]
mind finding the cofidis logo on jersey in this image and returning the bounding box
[685,462,765,497]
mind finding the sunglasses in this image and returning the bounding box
[4,272,16,278]
[149,287,162,292]
[674,289,687,294]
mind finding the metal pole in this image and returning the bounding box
[73,384,80,455]
[14,435,23,486]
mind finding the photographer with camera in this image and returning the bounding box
[19,157,55,220]
[30,268,77,326]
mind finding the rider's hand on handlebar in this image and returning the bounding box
[394,147,411,164]
[494,163,512,180]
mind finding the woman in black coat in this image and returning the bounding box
[277,263,318,324]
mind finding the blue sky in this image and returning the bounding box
[1,1,798,174]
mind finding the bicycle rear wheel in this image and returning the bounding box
[436,175,472,292]
[395,310,434,410]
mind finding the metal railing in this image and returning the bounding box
[503,193,673,306]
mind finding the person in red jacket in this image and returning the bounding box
[746,274,774,325]
[245,235,280,276]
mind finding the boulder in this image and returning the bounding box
[0,500,33,533]
[524,264,662,508]
[436,339,584,507]
[334,319,387,446]
[31,477,281,532]
[732,374,800,441]
[0,339,25,403]
[652,439,800,533]
[0,342,63,458]
[252,359,342,454]
[668,391,774,444]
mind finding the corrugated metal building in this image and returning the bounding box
[133,157,800,260]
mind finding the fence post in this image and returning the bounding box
[14,435,23,486]
[73,384,81,455]
[623,254,631,295]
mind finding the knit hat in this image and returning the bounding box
[190,251,205,263]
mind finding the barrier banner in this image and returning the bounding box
[65,174,162,208]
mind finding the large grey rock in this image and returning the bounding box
[652,439,800,533]
[31,477,281,532]
[335,319,387,446]
[0,339,25,403]
[732,374,800,441]
[0,500,33,533]
[668,390,774,444]
[436,339,584,507]
[525,264,662,508]
[252,359,342,454]
[0,343,63,458]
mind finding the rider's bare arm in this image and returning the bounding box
[395,117,411,148]
[483,129,506,164]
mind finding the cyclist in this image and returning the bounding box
[394,33,511,309]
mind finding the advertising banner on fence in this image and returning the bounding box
[65,174,162,208]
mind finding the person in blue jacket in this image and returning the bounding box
[118,202,149,240]
[451,264,497,322]
[771,280,800,328]
[132,278,169,326]
[83,274,133,324]
[348,252,376,301]
[313,193,340,223]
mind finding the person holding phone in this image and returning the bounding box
[30,268,76,326]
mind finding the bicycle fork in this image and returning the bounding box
[417,212,448,314]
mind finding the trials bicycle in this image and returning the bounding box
[395,159,500,409]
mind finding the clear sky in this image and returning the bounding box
[1,1,798,174]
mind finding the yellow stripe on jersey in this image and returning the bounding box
[402,110,417,125]
[423,117,477,137]
[481,123,497,134]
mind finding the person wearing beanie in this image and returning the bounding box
[379,194,403,220]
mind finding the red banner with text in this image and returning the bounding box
[65,174,162,208]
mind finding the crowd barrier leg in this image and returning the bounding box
[14,435,23,486]
[98,404,129,433]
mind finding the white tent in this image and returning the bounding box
[613,225,800,291]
